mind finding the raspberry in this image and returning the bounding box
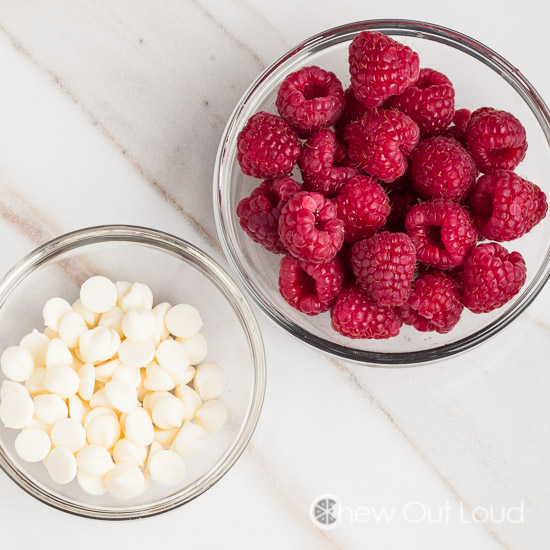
[279,254,344,315]
[278,191,344,263]
[337,242,356,285]
[276,66,345,135]
[388,68,455,137]
[461,243,526,313]
[299,128,359,197]
[344,109,420,182]
[348,31,420,108]
[383,189,419,233]
[411,136,477,202]
[335,176,390,242]
[453,108,471,131]
[331,285,402,339]
[469,169,547,241]
[237,177,301,253]
[237,111,301,178]
[405,199,477,269]
[351,232,416,306]
[334,87,369,137]
[398,272,463,333]
[465,108,527,173]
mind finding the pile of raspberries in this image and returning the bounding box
[235,31,547,340]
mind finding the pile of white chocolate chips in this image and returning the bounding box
[0,276,227,500]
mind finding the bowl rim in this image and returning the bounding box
[0,224,266,519]
[213,18,550,366]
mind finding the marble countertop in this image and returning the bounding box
[0,1,549,548]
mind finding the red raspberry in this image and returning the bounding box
[453,108,471,131]
[278,191,344,263]
[331,285,402,339]
[461,243,526,313]
[337,242,356,285]
[469,170,547,241]
[298,128,359,197]
[383,189,419,233]
[276,66,345,135]
[348,31,420,108]
[237,111,301,178]
[344,109,420,183]
[411,136,477,202]
[335,87,369,137]
[388,68,455,137]
[279,254,344,315]
[405,199,477,269]
[465,108,527,173]
[351,232,416,306]
[237,177,301,253]
[398,272,463,334]
[335,176,390,242]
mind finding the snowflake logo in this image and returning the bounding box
[310,494,340,529]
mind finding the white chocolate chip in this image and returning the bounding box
[165,304,202,338]
[111,364,141,387]
[144,362,175,392]
[76,444,114,476]
[51,418,86,453]
[72,299,100,328]
[34,394,68,425]
[1,346,35,382]
[194,362,225,401]
[195,400,227,434]
[151,394,185,430]
[1,380,29,400]
[77,363,95,401]
[118,339,155,368]
[151,302,171,345]
[172,422,208,458]
[142,391,171,414]
[85,412,120,449]
[25,367,47,396]
[23,417,53,434]
[78,327,112,363]
[45,365,79,398]
[15,428,51,462]
[155,339,190,374]
[120,282,153,312]
[68,395,90,425]
[45,338,73,369]
[19,330,50,367]
[89,387,116,410]
[124,407,154,446]
[44,327,59,340]
[114,281,132,306]
[148,450,185,486]
[43,297,72,332]
[80,276,117,314]
[98,306,124,337]
[176,332,208,365]
[0,392,34,428]
[171,365,195,386]
[153,426,179,448]
[58,311,87,349]
[121,307,156,342]
[113,438,148,468]
[46,447,77,484]
[83,407,117,430]
[144,440,164,478]
[77,471,107,496]
[100,328,121,362]
[175,385,202,421]
[94,358,120,383]
[104,381,137,413]
[104,463,146,500]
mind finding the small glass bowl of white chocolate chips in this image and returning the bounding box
[0,275,228,501]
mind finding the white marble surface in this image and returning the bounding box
[0,1,549,548]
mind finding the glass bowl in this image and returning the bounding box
[0,225,266,519]
[214,19,550,366]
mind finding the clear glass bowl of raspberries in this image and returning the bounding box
[214,20,550,366]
